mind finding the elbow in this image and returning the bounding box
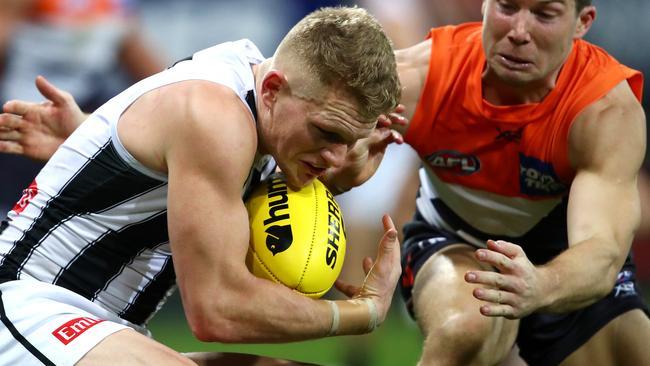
[179,270,257,343]
[186,307,245,343]
[597,258,625,299]
[594,280,615,300]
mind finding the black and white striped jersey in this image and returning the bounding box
[0,39,276,327]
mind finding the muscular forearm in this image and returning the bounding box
[536,237,625,313]
[184,274,376,343]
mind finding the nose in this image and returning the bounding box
[320,143,347,169]
[508,12,532,45]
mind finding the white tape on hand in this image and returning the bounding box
[326,300,340,336]
[363,298,378,332]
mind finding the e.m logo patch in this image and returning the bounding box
[52,317,105,345]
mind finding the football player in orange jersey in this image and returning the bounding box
[389,0,650,365]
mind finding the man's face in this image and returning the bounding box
[481,0,586,86]
[261,86,374,189]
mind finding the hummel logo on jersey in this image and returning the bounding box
[263,177,293,255]
[519,154,566,196]
[426,150,480,175]
[52,317,105,345]
[495,127,523,143]
[11,179,38,214]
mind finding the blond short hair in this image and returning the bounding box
[275,6,401,123]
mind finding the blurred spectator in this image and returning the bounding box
[138,0,352,61]
[0,0,164,111]
[0,0,165,215]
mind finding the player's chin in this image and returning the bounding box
[495,67,537,86]
[284,170,316,191]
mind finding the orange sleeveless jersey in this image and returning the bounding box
[31,0,131,24]
[406,23,643,201]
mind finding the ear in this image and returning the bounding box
[260,70,287,110]
[574,5,596,39]
[481,0,487,17]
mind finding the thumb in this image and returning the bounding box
[367,215,398,274]
[35,76,67,105]
[362,257,374,275]
[362,215,397,281]
[380,214,398,253]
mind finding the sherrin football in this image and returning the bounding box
[245,173,346,298]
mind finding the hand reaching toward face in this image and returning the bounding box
[323,104,408,194]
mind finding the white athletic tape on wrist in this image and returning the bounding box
[326,300,340,336]
[363,298,378,332]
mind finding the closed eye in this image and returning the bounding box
[535,11,555,21]
[315,126,347,145]
[497,0,518,14]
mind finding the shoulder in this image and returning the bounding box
[568,80,646,173]
[428,22,482,44]
[395,39,432,125]
[161,80,258,182]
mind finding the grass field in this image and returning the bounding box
[149,293,423,366]
[149,285,650,366]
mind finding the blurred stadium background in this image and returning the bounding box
[1,1,648,365]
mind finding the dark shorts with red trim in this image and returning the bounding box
[399,209,650,366]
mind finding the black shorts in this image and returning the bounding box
[399,211,650,366]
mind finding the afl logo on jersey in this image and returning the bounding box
[426,150,480,175]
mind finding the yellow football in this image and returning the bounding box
[245,173,346,298]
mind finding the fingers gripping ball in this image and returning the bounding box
[245,173,346,298]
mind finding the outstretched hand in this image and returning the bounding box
[464,240,546,319]
[0,76,86,161]
[334,214,402,325]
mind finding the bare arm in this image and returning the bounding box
[635,170,650,240]
[465,80,647,318]
[537,80,646,312]
[119,81,401,343]
[393,39,432,136]
[166,83,329,342]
